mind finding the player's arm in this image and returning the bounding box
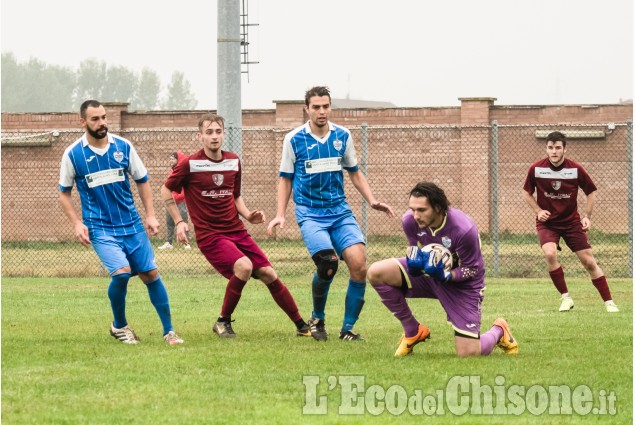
[235,196,265,224]
[161,184,189,243]
[136,180,159,236]
[581,190,597,231]
[347,169,394,217]
[267,177,292,235]
[59,190,91,247]
[522,190,550,222]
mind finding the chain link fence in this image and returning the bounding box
[2,122,631,279]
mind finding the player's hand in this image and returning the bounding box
[176,221,190,245]
[536,210,550,222]
[146,215,159,236]
[266,216,285,236]
[406,246,427,276]
[247,210,265,224]
[424,254,451,282]
[74,221,91,247]
[371,201,395,218]
[581,216,591,232]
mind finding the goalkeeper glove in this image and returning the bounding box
[423,254,452,282]
[406,246,428,276]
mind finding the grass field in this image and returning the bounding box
[2,231,631,278]
[2,275,632,424]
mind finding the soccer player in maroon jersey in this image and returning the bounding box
[523,131,619,313]
[161,114,311,338]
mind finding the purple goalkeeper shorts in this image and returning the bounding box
[198,230,271,279]
[395,258,485,338]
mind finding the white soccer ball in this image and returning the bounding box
[421,243,453,272]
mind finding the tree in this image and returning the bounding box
[74,58,107,106]
[1,53,75,112]
[162,71,197,110]
[102,65,137,104]
[134,67,162,110]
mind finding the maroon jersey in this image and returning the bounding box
[165,150,244,243]
[523,158,597,227]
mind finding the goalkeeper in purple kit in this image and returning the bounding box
[367,182,518,357]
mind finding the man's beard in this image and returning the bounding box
[87,126,108,139]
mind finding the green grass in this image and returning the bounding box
[2,276,632,424]
[2,232,632,278]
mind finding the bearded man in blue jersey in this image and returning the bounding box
[59,100,183,346]
[267,86,394,341]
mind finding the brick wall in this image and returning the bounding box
[1,98,631,242]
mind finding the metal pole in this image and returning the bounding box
[361,123,368,241]
[218,0,242,158]
[490,120,500,276]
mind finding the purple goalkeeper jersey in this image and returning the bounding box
[402,207,485,286]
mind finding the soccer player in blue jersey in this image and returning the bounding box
[367,182,518,357]
[267,86,394,341]
[59,100,183,346]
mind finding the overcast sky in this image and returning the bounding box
[2,0,633,109]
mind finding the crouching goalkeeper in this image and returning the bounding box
[367,181,519,357]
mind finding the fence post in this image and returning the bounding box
[361,122,368,241]
[628,120,633,276]
[225,123,242,160]
[490,120,500,277]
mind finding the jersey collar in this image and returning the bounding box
[305,121,334,141]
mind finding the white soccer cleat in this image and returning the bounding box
[164,331,184,345]
[110,323,140,344]
[605,301,619,313]
[559,296,574,312]
[158,242,173,250]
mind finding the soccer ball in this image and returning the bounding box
[421,243,453,272]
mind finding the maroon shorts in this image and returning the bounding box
[396,258,485,338]
[536,220,591,252]
[198,231,271,279]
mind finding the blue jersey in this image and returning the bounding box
[279,121,359,208]
[59,133,148,237]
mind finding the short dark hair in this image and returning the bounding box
[80,100,102,118]
[409,182,450,215]
[304,86,331,106]
[546,131,567,148]
[198,114,225,132]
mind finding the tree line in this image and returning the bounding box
[1,52,198,113]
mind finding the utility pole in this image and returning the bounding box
[217,0,242,157]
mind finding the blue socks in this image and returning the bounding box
[145,276,174,335]
[108,272,131,329]
[311,272,333,320]
[343,279,366,332]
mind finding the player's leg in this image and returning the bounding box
[575,249,619,312]
[159,210,174,250]
[334,220,367,340]
[254,266,310,335]
[368,258,431,356]
[299,220,337,340]
[92,235,139,344]
[199,236,251,338]
[130,233,183,345]
[563,225,619,312]
[538,224,572,311]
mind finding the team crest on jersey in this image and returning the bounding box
[333,139,343,151]
[212,174,224,186]
[113,151,124,162]
[551,180,561,190]
[442,236,452,248]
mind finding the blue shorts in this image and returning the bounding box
[296,204,365,258]
[91,232,157,275]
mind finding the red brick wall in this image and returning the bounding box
[2,99,631,241]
